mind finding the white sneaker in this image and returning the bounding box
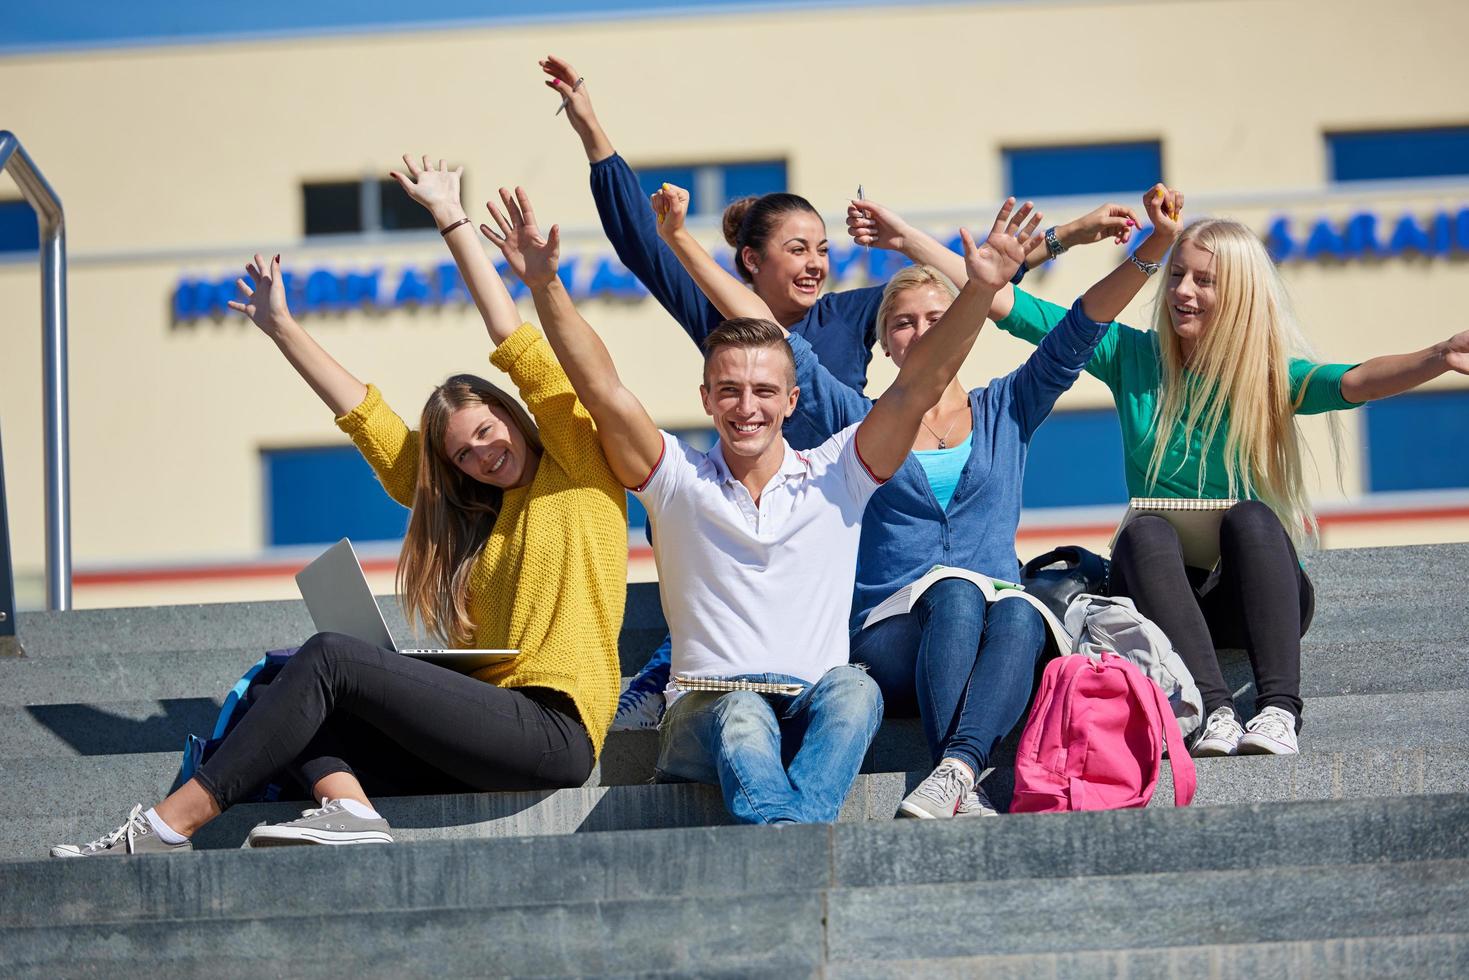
[1238,706,1299,756]
[1192,705,1244,757]
[954,784,999,818]
[897,759,974,819]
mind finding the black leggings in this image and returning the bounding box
[1108,500,1315,723]
[194,632,594,810]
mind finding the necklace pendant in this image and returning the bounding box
[938,438,946,449]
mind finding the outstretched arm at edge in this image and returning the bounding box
[1339,328,1469,402]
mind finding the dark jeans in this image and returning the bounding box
[850,579,1048,777]
[194,632,594,810]
[1108,500,1315,722]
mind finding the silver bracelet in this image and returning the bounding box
[1129,254,1161,276]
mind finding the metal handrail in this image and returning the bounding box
[0,131,71,612]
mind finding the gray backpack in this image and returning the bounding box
[1062,593,1204,739]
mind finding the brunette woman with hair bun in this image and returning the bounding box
[543,54,885,398]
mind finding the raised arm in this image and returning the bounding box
[389,154,521,346]
[228,253,367,416]
[650,182,779,324]
[1339,328,1469,403]
[855,199,1044,480]
[847,198,1141,320]
[1078,183,1183,324]
[482,186,664,489]
[541,55,614,163]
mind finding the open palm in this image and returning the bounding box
[962,198,1044,291]
[227,253,291,336]
[481,186,560,288]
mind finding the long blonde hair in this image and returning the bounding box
[398,374,543,645]
[1145,219,1338,546]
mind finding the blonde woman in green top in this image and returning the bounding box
[851,186,1469,757]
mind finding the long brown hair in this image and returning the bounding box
[398,374,542,645]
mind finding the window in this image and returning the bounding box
[633,160,787,217]
[0,199,40,254]
[1328,126,1469,183]
[1021,409,1129,508]
[303,178,445,237]
[1363,390,1469,492]
[1003,141,1162,199]
[263,446,410,546]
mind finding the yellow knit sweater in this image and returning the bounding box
[334,324,627,759]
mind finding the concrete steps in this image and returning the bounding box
[2,542,1466,976]
[2,796,1465,977]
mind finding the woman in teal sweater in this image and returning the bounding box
[992,217,1469,756]
[855,192,1469,757]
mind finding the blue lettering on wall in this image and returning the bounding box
[171,203,1469,325]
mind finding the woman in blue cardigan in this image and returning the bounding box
[652,180,1186,817]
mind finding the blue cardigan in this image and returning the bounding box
[788,298,1112,631]
[590,153,885,404]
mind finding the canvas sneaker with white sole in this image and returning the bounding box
[897,759,975,819]
[1237,705,1300,756]
[50,804,193,858]
[1192,704,1244,757]
[244,800,393,847]
[954,783,1000,818]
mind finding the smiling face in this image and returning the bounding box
[746,211,830,323]
[880,284,955,368]
[442,401,536,489]
[700,344,799,465]
[1166,236,1219,347]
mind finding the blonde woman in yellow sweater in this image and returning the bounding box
[51,157,626,858]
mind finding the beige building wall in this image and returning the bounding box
[1,0,1467,606]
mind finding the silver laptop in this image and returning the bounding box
[295,538,517,672]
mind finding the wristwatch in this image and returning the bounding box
[1129,254,1161,276]
[1044,226,1068,260]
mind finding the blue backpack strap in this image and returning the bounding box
[211,655,269,741]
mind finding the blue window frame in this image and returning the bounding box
[263,446,409,546]
[1004,141,1162,199]
[1022,409,1129,508]
[634,160,787,217]
[1328,127,1469,183]
[1364,389,1469,492]
[0,199,40,254]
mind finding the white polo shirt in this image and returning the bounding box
[634,423,883,687]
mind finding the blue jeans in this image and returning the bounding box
[851,579,1046,777]
[655,665,883,825]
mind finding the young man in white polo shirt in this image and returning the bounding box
[482,186,1041,824]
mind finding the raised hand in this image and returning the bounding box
[389,154,466,228]
[650,182,690,239]
[846,198,914,252]
[228,253,293,336]
[1143,183,1186,241]
[961,199,1044,291]
[541,55,592,119]
[481,186,560,289]
[1062,202,1144,247]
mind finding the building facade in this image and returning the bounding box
[2,0,1467,606]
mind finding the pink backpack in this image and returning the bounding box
[1011,652,1197,813]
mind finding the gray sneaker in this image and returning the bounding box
[245,799,393,848]
[897,759,975,819]
[954,784,1000,818]
[50,804,193,858]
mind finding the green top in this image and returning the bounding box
[996,288,1362,500]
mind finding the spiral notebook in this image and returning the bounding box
[671,675,807,696]
[1109,498,1238,569]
